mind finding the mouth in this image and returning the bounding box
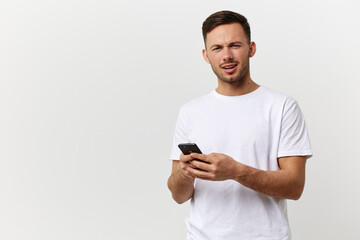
[221,63,238,74]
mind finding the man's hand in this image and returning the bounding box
[177,152,307,200]
[167,155,197,204]
[186,152,240,181]
[178,153,198,179]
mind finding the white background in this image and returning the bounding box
[1,0,359,239]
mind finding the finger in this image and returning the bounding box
[180,161,194,169]
[187,167,214,180]
[184,169,196,179]
[182,169,196,179]
[179,163,196,179]
[190,160,213,172]
[190,153,209,163]
[180,153,194,163]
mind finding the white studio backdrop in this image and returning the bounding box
[0,0,359,239]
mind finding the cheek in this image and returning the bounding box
[208,54,221,65]
[240,49,250,58]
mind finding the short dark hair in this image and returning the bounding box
[202,10,251,45]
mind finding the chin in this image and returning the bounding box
[220,75,244,84]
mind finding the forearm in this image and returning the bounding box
[167,163,194,204]
[233,163,305,200]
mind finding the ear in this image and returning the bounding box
[202,49,210,64]
[249,41,256,58]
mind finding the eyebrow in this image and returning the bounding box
[209,41,243,49]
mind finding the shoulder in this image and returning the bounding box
[259,86,299,109]
[259,86,294,101]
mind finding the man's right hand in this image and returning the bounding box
[168,155,197,204]
[178,153,197,179]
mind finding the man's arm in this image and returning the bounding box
[187,153,307,200]
[167,154,198,204]
[234,156,307,200]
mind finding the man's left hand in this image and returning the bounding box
[187,152,240,181]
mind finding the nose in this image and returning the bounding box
[223,47,234,62]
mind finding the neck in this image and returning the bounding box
[216,74,260,96]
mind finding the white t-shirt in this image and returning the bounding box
[170,86,312,240]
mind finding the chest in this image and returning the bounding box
[187,101,281,159]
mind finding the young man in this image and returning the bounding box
[168,10,312,240]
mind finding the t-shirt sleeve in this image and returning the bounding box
[278,97,313,159]
[169,107,190,161]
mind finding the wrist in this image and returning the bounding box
[232,162,246,182]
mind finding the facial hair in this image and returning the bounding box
[210,57,250,84]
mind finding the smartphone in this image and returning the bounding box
[178,143,202,155]
[178,143,206,163]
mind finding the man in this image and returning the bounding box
[167,10,312,240]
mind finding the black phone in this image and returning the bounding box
[178,143,202,155]
[178,143,206,163]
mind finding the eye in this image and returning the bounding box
[231,44,241,48]
[211,46,222,51]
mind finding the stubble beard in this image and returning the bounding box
[211,58,250,84]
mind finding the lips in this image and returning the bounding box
[221,63,238,74]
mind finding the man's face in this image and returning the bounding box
[202,23,256,84]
